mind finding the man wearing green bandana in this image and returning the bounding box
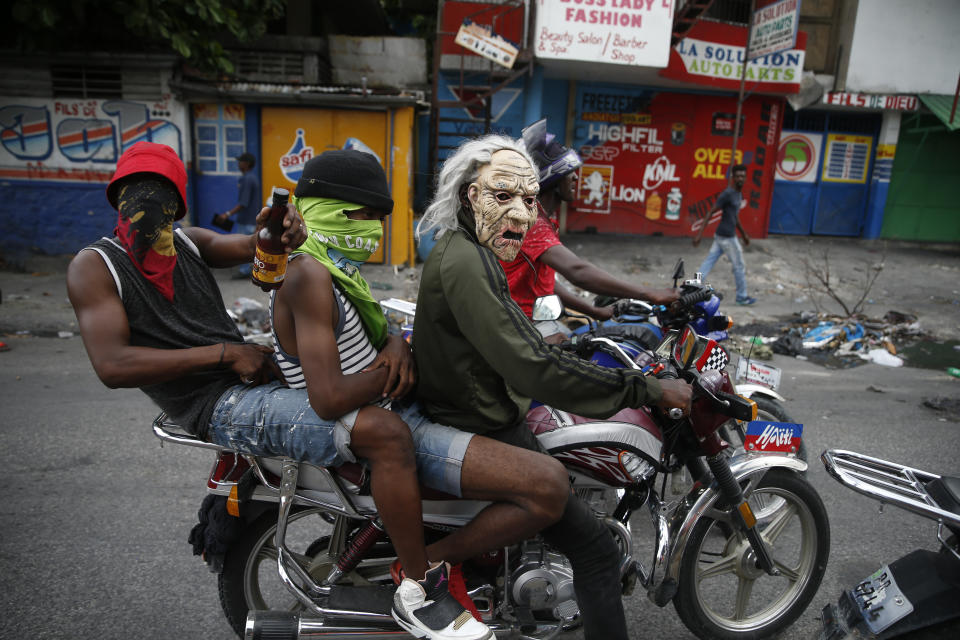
[269,150,569,640]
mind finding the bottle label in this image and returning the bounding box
[252,249,287,284]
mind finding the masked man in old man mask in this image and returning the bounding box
[413,135,693,640]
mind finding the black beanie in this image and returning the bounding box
[294,150,394,213]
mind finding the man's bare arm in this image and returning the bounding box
[185,202,307,269]
[555,282,613,320]
[692,204,720,247]
[66,251,271,388]
[541,243,678,305]
[276,258,390,419]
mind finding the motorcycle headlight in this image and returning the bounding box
[619,451,655,483]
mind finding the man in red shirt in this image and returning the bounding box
[501,120,678,340]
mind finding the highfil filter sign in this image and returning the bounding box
[565,85,781,238]
[534,0,676,68]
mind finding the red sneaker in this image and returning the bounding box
[447,562,482,621]
[389,558,405,585]
[391,559,482,622]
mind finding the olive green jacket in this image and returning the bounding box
[412,223,663,434]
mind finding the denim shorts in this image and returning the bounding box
[392,400,474,497]
[207,382,474,496]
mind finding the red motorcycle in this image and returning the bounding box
[156,323,828,639]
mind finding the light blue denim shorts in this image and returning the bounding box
[207,382,474,496]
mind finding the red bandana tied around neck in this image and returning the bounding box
[114,178,180,301]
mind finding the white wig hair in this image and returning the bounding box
[417,134,537,242]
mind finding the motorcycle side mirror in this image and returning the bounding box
[532,295,564,321]
[672,324,699,369]
[672,259,685,288]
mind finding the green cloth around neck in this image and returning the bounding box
[292,196,388,348]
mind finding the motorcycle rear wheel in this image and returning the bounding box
[218,508,393,638]
[672,468,829,640]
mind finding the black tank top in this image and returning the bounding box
[83,229,243,438]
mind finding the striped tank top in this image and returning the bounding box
[270,257,379,389]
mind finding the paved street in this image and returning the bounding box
[2,234,959,639]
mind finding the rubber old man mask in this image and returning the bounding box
[467,149,539,262]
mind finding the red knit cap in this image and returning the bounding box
[106,142,188,220]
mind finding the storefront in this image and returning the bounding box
[191,102,416,265]
[881,98,960,242]
[564,86,782,239]
[769,105,884,236]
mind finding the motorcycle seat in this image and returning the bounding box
[153,414,459,501]
[526,403,661,440]
[333,462,457,501]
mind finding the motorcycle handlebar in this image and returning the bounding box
[715,391,757,422]
[677,288,713,308]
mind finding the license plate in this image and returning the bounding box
[736,358,782,390]
[743,421,803,455]
[852,565,914,634]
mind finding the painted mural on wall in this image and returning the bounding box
[775,131,822,183]
[565,85,782,238]
[259,106,416,265]
[0,96,187,183]
[821,134,872,184]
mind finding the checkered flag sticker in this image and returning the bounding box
[699,344,730,371]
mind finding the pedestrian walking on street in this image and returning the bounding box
[692,163,755,305]
[213,151,260,278]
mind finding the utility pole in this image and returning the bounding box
[731,0,757,172]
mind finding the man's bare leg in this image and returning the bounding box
[349,407,430,580]
[425,435,569,565]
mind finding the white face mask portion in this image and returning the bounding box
[467,149,540,262]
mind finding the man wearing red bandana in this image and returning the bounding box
[68,141,308,420]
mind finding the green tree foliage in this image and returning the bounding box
[6,0,286,76]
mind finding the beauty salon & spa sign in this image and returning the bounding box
[534,0,675,67]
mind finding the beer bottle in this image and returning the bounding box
[251,187,291,291]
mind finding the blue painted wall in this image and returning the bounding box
[1,181,114,259]
[541,78,571,137]
[1,96,187,258]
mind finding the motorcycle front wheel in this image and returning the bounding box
[218,508,393,638]
[672,468,829,640]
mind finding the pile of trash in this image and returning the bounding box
[735,310,925,368]
[228,297,272,345]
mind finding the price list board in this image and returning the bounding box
[822,134,872,184]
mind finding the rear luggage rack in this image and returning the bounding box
[821,449,960,528]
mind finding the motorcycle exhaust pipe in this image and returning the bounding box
[246,611,522,639]
[246,611,405,640]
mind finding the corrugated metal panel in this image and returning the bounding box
[51,64,123,98]
[0,65,53,97]
[918,94,960,132]
[233,51,305,83]
[122,68,166,100]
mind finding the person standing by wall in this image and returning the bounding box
[214,152,260,278]
[692,163,756,305]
